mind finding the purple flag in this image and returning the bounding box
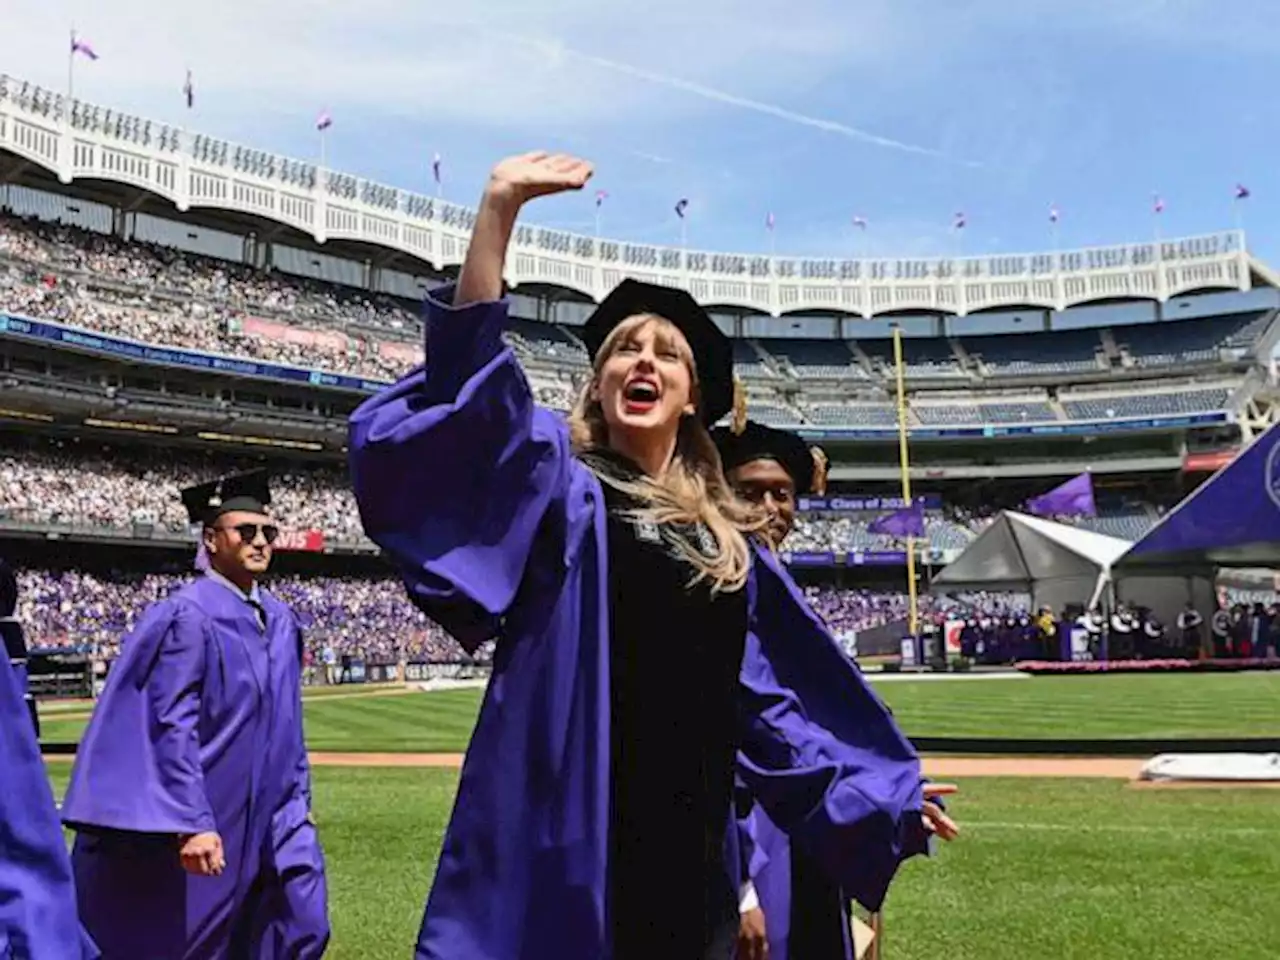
[765,211,775,231]
[1235,183,1251,200]
[1049,203,1060,224]
[183,70,194,109]
[868,501,925,538]
[852,215,868,229]
[1026,472,1097,518]
[595,189,608,208]
[70,33,99,61]
[1152,194,1165,214]
[316,110,333,132]
[432,152,442,184]
[674,198,689,219]
[953,211,966,230]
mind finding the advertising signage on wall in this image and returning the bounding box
[797,494,944,512]
[0,312,1231,439]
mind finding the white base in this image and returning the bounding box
[1139,753,1280,782]
[413,678,489,693]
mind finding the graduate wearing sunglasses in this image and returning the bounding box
[62,470,330,959]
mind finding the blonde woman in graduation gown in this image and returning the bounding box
[349,152,950,960]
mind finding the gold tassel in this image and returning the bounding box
[810,446,829,496]
[731,376,748,435]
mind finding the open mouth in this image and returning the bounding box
[622,378,660,412]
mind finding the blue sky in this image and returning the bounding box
[5,0,1280,264]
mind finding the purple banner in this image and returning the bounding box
[798,494,943,513]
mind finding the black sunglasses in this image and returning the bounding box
[216,522,280,545]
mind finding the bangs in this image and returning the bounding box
[597,313,696,373]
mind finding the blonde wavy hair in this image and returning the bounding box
[568,314,764,593]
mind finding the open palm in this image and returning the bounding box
[489,151,594,203]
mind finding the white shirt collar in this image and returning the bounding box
[204,568,263,606]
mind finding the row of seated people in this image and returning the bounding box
[0,212,1268,398]
[15,567,956,660]
[0,438,1162,548]
[745,385,1234,428]
[0,243,1231,430]
[0,224,1240,433]
[0,264,1240,429]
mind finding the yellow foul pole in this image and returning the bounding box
[891,326,919,636]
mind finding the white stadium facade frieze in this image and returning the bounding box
[0,73,1262,319]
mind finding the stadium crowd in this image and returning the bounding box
[15,567,961,662]
[16,568,464,663]
[0,440,1163,555]
[0,443,364,538]
[0,211,1258,431]
[0,214,422,381]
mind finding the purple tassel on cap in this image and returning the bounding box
[194,539,211,572]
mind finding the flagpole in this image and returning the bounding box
[892,325,919,638]
[67,27,75,105]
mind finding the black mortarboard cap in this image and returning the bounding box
[180,470,273,527]
[712,420,820,495]
[580,279,735,426]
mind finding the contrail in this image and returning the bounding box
[497,30,977,166]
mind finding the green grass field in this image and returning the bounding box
[40,671,1280,749]
[42,672,1280,957]
[45,763,1280,960]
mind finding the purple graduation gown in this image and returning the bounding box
[60,576,329,960]
[737,807,853,960]
[348,287,930,960]
[0,645,99,959]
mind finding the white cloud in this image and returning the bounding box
[498,34,967,163]
[2,0,908,134]
[7,0,1273,265]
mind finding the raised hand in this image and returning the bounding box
[458,152,595,306]
[486,151,594,207]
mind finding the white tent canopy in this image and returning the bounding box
[930,511,1132,613]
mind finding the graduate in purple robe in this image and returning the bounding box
[715,423,958,960]
[61,471,329,960]
[0,560,99,959]
[349,152,954,960]
[1,557,39,737]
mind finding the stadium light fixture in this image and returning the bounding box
[196,431,323,451]
[0,408,55,422]
[83,418,178,434]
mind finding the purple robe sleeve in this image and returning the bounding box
[348,285,573,653]
[0,649,100,958]
[61,599,217,836]
[736,546,930,913]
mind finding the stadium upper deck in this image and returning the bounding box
[0,72,1273,319]
[1,71,1278,450]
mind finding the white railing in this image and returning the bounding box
[0,73,1255,318]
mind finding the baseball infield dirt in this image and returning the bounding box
[304,753,1144,777]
